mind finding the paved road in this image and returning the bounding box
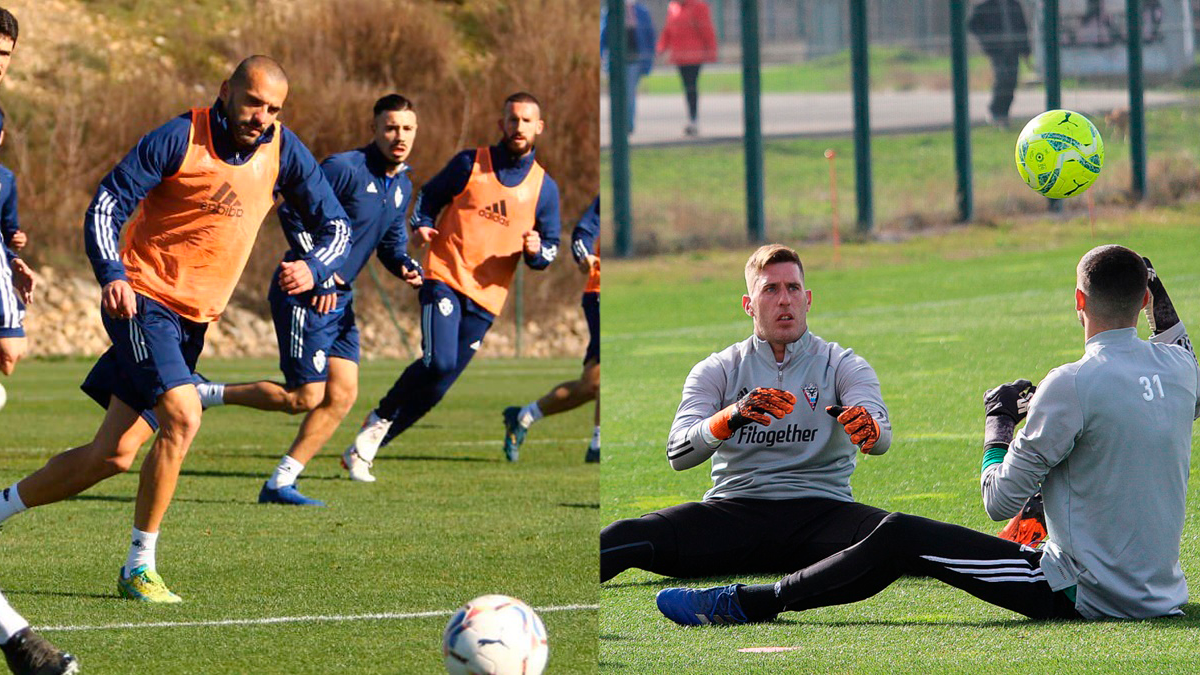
[601,88,1188,148]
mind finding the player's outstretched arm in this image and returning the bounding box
[1143,257,1180,336]
[979,377,1064,522]
[1143,257,1195,361]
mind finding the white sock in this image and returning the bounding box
[0,483,27,525]
[267,456,305,490]
[197,382,225,407]
[124,528,158,576]
[518,402,543,429]
[0,593,29,644]
[590,425,601,451]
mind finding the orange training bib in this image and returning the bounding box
[425,147,545,315]
[122,107,281,322]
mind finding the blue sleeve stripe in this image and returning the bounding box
[93,190,121,261]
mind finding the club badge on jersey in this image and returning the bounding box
[802,384,819,410]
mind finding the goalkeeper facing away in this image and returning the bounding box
[657,245,1199,625]
[601,243,894,583]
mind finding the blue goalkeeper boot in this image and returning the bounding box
[258,482,325,506]
[502,406,526,462]
[656,584,773,626]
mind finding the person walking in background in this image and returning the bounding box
[601,0,656,134]
[968,0,1031,127]
[657,0,717,137]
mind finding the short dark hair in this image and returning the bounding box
[1077,245,1148,322]
[229,55,288,88]
[0,8,17,44]
[373,94,415,117]
[504,91,541,110]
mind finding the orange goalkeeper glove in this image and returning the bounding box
[707,387,796,441]
[826,405,880,453]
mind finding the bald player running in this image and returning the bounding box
[657,246,1199,626]
[601,243,894,583]
[0,55,351,603]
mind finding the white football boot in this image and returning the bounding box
[342,411,390,482]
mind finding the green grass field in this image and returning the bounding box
[601,209,1200,673]
[639,48,997,95]
[0,358,598,674]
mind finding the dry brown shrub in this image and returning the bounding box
[12,0,599,336]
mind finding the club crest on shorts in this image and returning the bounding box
[802,384,819,410]
[438,297,454,317]
[313,349,327,373]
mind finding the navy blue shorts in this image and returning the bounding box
[82,293,207,431]
[583,291,599,365]
[0,261,25,338]
[269,281,359,390]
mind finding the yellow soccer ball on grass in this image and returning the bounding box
[1014,109,1104,199]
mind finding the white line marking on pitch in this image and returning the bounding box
[36,604,598,633]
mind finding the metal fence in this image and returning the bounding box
[603,0,1200,255]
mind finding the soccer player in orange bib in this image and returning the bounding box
[0,56,351,603]
[343,92,561,481]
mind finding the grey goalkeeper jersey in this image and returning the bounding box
[983,324,1200,619]
[667,331,892,501]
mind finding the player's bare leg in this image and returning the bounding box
[0,336,26,375]
[537,359,600,416]
[504,359,599,462]
[119,383,201,603]
[287,358,358,464]
[260,358,357,506]
[0,398,152,521]
[215,379,326,414]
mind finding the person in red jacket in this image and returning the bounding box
[657,0,718,137]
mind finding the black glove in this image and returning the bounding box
[984,379,1036,422]
[983,379,1036,449]
[1142,256,1179,336]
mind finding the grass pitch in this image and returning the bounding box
[601,210,1200,673]
[0,358,597,674]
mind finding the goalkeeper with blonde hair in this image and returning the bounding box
[601,243,893,582]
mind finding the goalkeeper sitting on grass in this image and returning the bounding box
[601,243,894,583]
[657,245,1199,625]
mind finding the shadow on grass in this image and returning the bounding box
[559,502,600,509]
[374,454,494,463]
[179,469,339,481]
[3,588,118,601]
[65,492,231,502]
